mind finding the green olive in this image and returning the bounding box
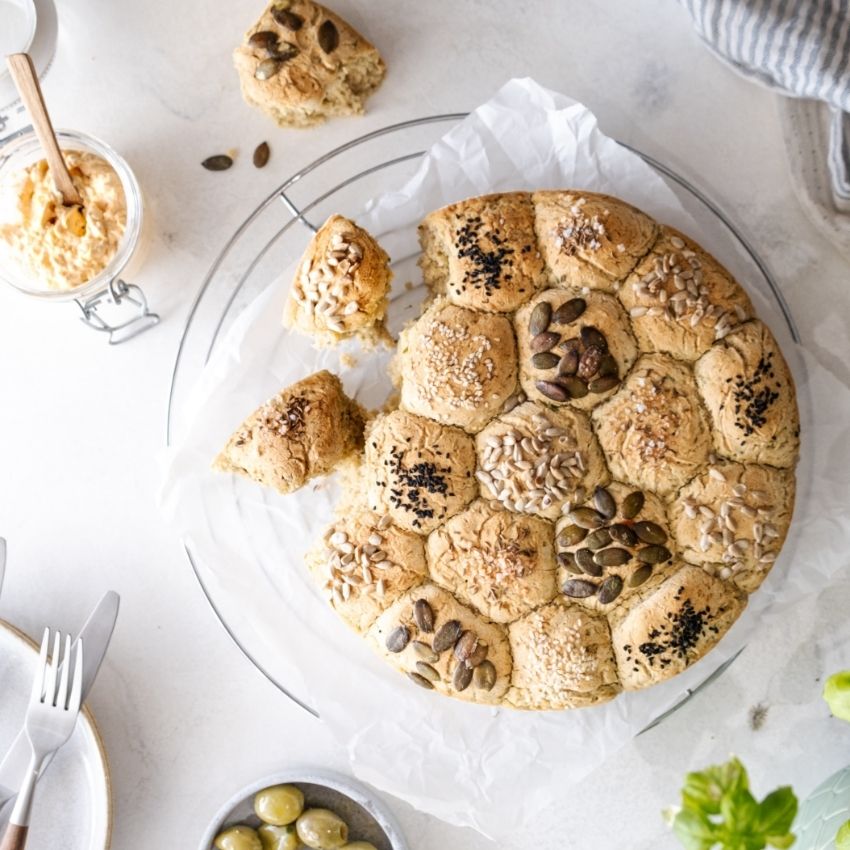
[343,844,378,850]
[214,825,262,850]
[258,823,299,850]
[296,808,349,849]
[254,784,305,826]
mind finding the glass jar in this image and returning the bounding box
[0,128,158,343]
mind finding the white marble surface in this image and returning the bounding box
[0,1,849,848]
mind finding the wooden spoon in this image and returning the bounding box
[6,53,83,207]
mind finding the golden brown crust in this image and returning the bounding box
[214,370,364,494]
[233,0,386,128]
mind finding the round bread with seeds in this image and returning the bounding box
[305,509,428,633]
[283,214,392,347]
[426,499,558,623]
[694,319,799,468]
[418,192,548,313]
[364,408,478,534]
[396,298,518,432]
[367,583,512,704]
[474,400,608,521]
[514,288,639,410]
[276,189,801,711]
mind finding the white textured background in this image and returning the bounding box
[0,1,848,848]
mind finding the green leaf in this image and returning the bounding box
[721,787,759,834]
[835,819,850,850]
[825,672,850,722]
[673,808,719,850]
[756,787,798,842]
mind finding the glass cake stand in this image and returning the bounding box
[166,113,800,722]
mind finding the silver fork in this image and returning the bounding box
[0,630,83,850]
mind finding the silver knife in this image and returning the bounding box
[0,589,119,806]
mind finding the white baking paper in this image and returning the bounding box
[161,79,850,841]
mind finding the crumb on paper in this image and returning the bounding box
[749,703,768,731]
[340,353,358,370]
[226,148,239,160]
[405,280,414,291]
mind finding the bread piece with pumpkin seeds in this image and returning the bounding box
[532,190,658,292]
[367,583,512,704]
[214,370,364,494]
[233,0,386,128]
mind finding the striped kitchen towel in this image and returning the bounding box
[679,0,850,212]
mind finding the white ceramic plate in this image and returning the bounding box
[0,620,111,850]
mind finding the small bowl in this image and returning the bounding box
[0,0,37,62]
[0,128,144,301]
[198,769,410,850]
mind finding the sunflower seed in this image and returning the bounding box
[255,57,283,80]
[432,619,462,653]
[412,641,438,663]
[529,302,552,336]
[609,523,638,547]
[413,598,435,632]
[552,298,587,325]
[580,325,607,350]
[253,141,270,168]
[598,575,624,604]
[629,565,653,587]
[271,6,303,29]
[557,524,588,547]
[318,19,340,53]
[407,671,434,690]
[386,625,410,653]
[562,579,598,598]
[248,30,280,50]
[577,345,604,380]
[415,662,440,682]
[594,547,632,567]
[532,352,560,370]
[589,375,620,393]
[201,154,233,171]
[568,507,605,529]
[633,521,668,544]
[531,331,560,353]
[474,660,497,691]
[585,528,612,551]
[621,490,645,519]
[593,485,617,519]
[636,544,672,564]
[536,380,568,402]
[453,662,473,692]
[557,349,579,376]
[454,630,479,663]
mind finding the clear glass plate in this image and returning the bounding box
[166,114,800,720]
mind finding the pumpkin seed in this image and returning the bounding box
[560,554,583,575]
[201,154,233,172]
[474,660,497,691]
[633,521,668,544]
[636,544,672,564]
[413,598,435,632]
[412,640,438,663]
[580,325,607,350]
[532,352,560,370]
[557,524,588,547]
[271,6,304,29]
[552,298,586,325]
[568,507,605,529]
[386,625,410,653]
[453,662,473,692]
[465,642,489,668]
[621,490,645,519]
[415,661,440,682]
[531,331,560,353]
[576,548,603,577]
[598,575,624,604]
[432,619,462,652]
[271,43,299,62]
[536,380,568,402]
[557,349,579,376]
[318,19,340,53]
[529,302,552,336]
[407,671,434,690]
[608,523,638,547]
[557,376,589,399]
[562,579,598,598]
[255,57,283,80]
[248,30,280,50]
[561,336,581,353]
[629,565,653,587]
[454,630,479,663]
[594,547,632,567]
[577,344,604,380]
[585,528,612,551]
[598,353,619,378]
[253,141,270,168]
[593,485,617,519]
[589,375,620,393]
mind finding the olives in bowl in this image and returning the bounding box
[200,771,406,850]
